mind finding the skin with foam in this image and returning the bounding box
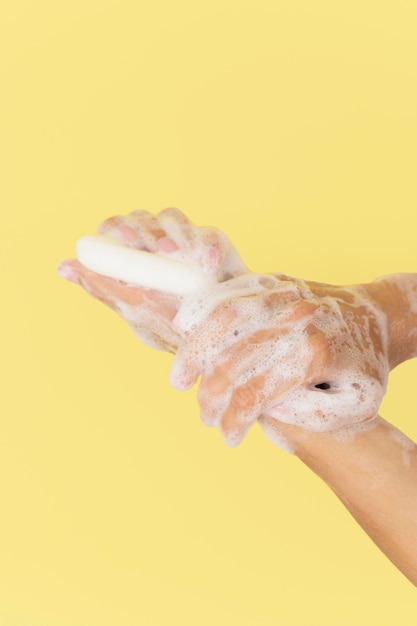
[75,222,390,447]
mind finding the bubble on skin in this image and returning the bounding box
[173,297,314,410]
[156,213,248,279]
[168,272,390,436]
[267,371,384,432]
[329,414,380,443]
[172,277,271,336]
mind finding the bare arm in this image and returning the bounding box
[260,414,417,586]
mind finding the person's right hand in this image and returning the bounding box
[169,272,390,447]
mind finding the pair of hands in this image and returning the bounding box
[59,208,390,448]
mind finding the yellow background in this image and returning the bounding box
[1,1,417,624]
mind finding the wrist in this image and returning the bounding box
[362,274,417,369]
[259,417,369,461]
[264,418,376,460]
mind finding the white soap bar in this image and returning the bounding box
[76,235,212,296]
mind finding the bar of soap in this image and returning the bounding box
[76,235,212,296]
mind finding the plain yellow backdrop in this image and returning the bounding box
[1,1,417,624]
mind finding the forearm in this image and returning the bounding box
[363,273,417,368]
[285,417,417,586]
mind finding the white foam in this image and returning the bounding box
[169,273,389,436]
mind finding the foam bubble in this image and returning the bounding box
[170,272,389,436]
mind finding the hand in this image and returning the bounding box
[170,273,390,446]
[58,207,248,351]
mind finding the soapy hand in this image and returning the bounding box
[58,207,248,352]
[169,273,389,446]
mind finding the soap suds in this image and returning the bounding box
[169,272,389,440]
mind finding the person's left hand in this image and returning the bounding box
[58,207,248,352]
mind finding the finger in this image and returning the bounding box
[170,299,239,388]
[97,213,148,248]
[97,214,125,236]
[158,211,220,265]
[216,231,249,280]
[57,259,83,285]
[157,210,231,275]
[195,318,309,433]
[220,375,267,447]
[158,207,194,232]
[197,366,234,427]
[97,215,140,245]
[99,210,171,253]
[158,206,193,223]
[58,259,181,351]
[58,259,179,315]
[197,228,231,275]
[120,210,169,252]
[181,323,272,401]
[157,208,193,253]
[197,341,272,428]
[304,328,335,384]
[58,258,145,311]
[169,345,201,390]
